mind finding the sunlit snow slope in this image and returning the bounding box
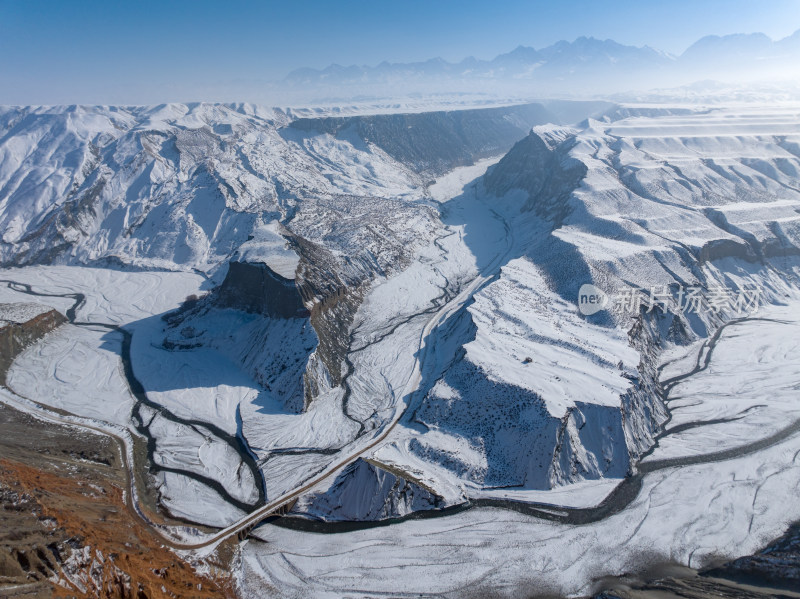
[294,103,800,519]
[2,102,800,541]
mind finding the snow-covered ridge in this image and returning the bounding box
[290,103,800,523]
[0,101,571,271]
[288,102,561,176]
[0,99,578,423]
[3,101,800,553]
[283,31,800,99]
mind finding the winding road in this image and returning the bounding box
[0,203,516,550]
[2,233,798,548]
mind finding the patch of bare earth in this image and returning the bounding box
[0,403,236,599]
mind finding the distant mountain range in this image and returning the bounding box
[285,30,800,94]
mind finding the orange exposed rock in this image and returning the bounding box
[1,459,236,599]
[0,402,238,599]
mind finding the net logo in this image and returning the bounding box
[578,284,608,315]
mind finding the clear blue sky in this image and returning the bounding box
[1,0,799,104]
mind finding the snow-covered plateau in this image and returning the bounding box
[1,100,800,596]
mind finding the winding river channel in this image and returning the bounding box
[0,278,267,514]
[2,276,799,546]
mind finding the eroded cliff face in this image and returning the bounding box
[483,129,587,224]
[288,103,559,177]
[161,259,319,414]
[215,261,307,319]
[290,458,443,522]
[161,237,367,413]
[0,303,66,385]
[210,250,362,411]
[150,234,383,423]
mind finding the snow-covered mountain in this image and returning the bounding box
[290,104,800,519]
[0,101,569,421]
[4,96,800,598]
[2,100,800,534]
[285,31,800,96]
[0,102,568,270]
[285,37,673,84]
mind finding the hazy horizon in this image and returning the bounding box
[2,0,800,105]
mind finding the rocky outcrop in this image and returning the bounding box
[214,260,308,319]
[704,521,800,591]
[162,260,320,413]
[0,403,231,598]
[482,130,587,223]
[162,227,367,412]
[0,303,66,385]
[291,458,443,522]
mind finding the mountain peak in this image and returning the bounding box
[283,30,799,91]
[683,31,775,58]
